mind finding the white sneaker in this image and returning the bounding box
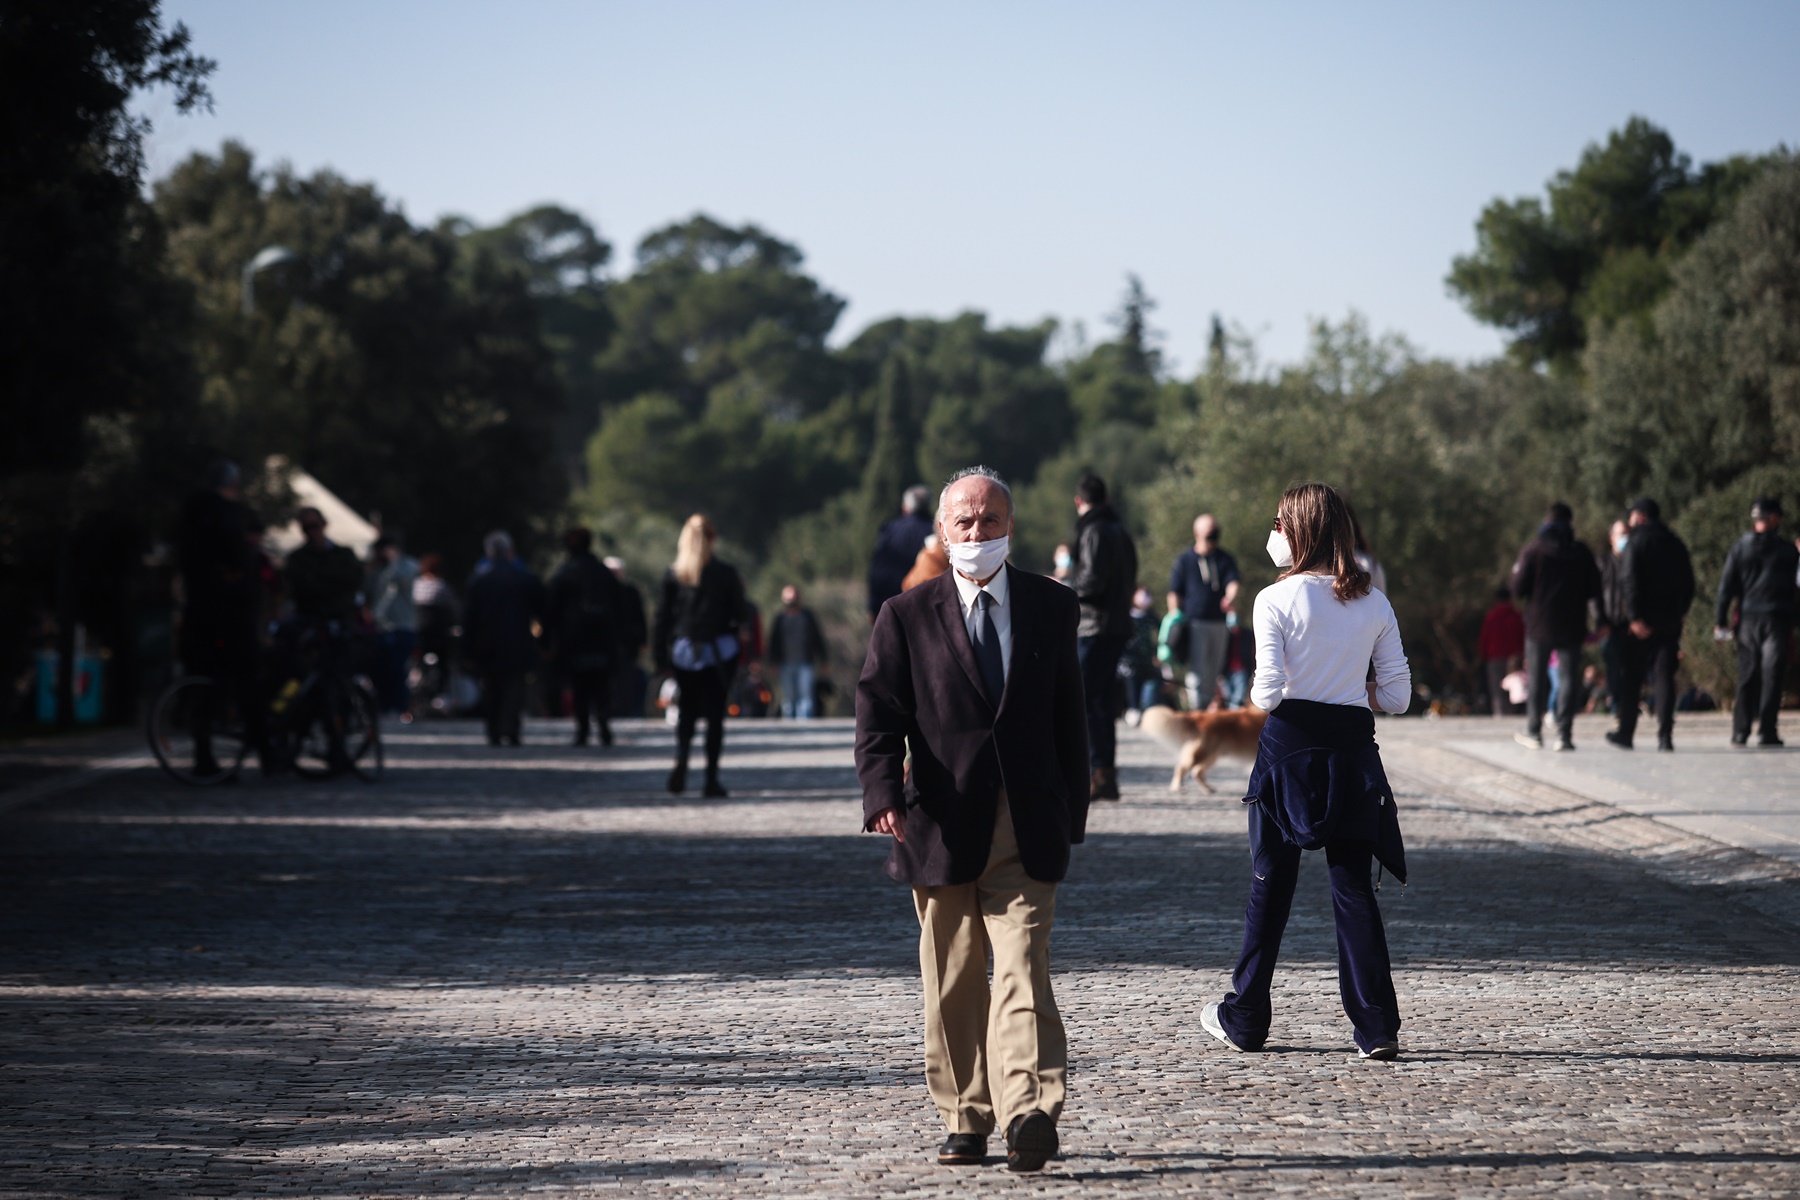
[1513,732,1542,750]
[1201,1001,1246,1052]
[1359,1041,1400,1061]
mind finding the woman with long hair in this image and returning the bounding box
[1201,482,1412,1060]
[652,515,747,796]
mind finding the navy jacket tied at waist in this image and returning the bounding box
[1243,698,1406,884]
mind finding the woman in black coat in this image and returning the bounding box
[653,515,746,796]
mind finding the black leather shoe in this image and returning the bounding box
[937,1133,986,1165]
[702,778,728,798]
[1759,735,1785,748]
[1657,736,1674,752]
[667,765,688,794]
[1005,1111,1058,1172]
[1604,730,1633,750]
[1090,767,1121,801]
[1731,734,1749,747]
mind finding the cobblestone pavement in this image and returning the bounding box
[3,716,1799,1198]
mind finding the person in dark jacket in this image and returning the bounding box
[464,530,546,747]
[605,556,649,718]
[1608,498,1695,752]
[1595,519,1631,716]
[855,466,1089,1171]
[548,527,626,747]
[868,485,935,621]
[1510,503,1602,751]
[284,507,365,624]
[1069,474,1138,800]
[770,585,828,718]
[176,461,263,772]
[1714,497,1798,747]
[654,514,746,796]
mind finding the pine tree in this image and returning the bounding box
[859,353,920,541]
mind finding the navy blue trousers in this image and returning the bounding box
[1077,632,1129,772]
[1217,800,1401,1053]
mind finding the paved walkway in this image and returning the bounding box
[3,716,1799,1197]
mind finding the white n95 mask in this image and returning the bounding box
[944,535,1011,580]
[1266,529,1294,569]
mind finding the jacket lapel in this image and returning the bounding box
[932,571,997,712]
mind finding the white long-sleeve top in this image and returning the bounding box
[1251,573,1411,713]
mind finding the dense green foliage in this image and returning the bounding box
[1447,117,1779,375]
[154,143,569,575]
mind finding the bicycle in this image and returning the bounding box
[267,621,384,782]
[146,674,253,785]
[147,621,384,785]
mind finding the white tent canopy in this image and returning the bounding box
[264,456,380,560]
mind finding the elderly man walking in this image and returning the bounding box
[856,466,1090,1173]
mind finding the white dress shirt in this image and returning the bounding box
[1250,573,1410,713]
[950,563,1013,681]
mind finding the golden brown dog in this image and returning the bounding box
[1139,705,1268,793]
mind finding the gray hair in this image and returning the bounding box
[901,484,932,515]
[483,529,515,561]
[938,465,1013,518]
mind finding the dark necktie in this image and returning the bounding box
[969,590,1005,705]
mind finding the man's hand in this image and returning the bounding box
[871,807,905,842]
[1630,620,1653,639]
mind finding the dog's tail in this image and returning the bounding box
[1139,705,1195,751]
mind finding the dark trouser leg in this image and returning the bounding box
[501,672,526,742]
[674,669,701,768]
[1602,632,1624,716]
[1739,616,1789,741]
[1217,802,1301,1050]
[570,669,608,742]
[1616,638,1647,740]
[1550,642,1580,740]
[1524,639,1552,738]
[702,664,734,780]
[1485,659,1508,717]
[482,672,504,743]
[1077,632,1129,771]
[1649,635,1678,742]
[1324,841,1401,1051]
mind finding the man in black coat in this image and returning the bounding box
[867,485,935,622]
[1069,473,1138,799]
[856,467,1088,1173]
[464,530,546,747]
[1609,498,1695,752]
[1714,497,1798,747]
[1510,502,1601,751]
[176,461,263,771]
[548,527,626,747]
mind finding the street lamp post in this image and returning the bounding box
[241,245,298,315]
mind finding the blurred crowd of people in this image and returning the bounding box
[172,461,846,794]
[1481,495,1797,750]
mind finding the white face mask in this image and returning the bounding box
[944,534,1011,580]
[1613,535,1629,554]
[1266,529,1294,569]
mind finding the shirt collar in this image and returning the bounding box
[951,563,1009,614]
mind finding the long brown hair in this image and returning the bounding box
[1277,482,1372,602]
[672,514,716,587]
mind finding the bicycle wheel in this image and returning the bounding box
[347,681,384,782]
[146,676,248,786]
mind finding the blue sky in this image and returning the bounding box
[146,0,1800,372]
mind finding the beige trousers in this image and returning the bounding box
[913,794,1066,1135]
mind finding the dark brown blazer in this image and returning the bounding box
[855,565,1091,887]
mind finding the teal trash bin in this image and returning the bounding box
[35,652,105,724]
